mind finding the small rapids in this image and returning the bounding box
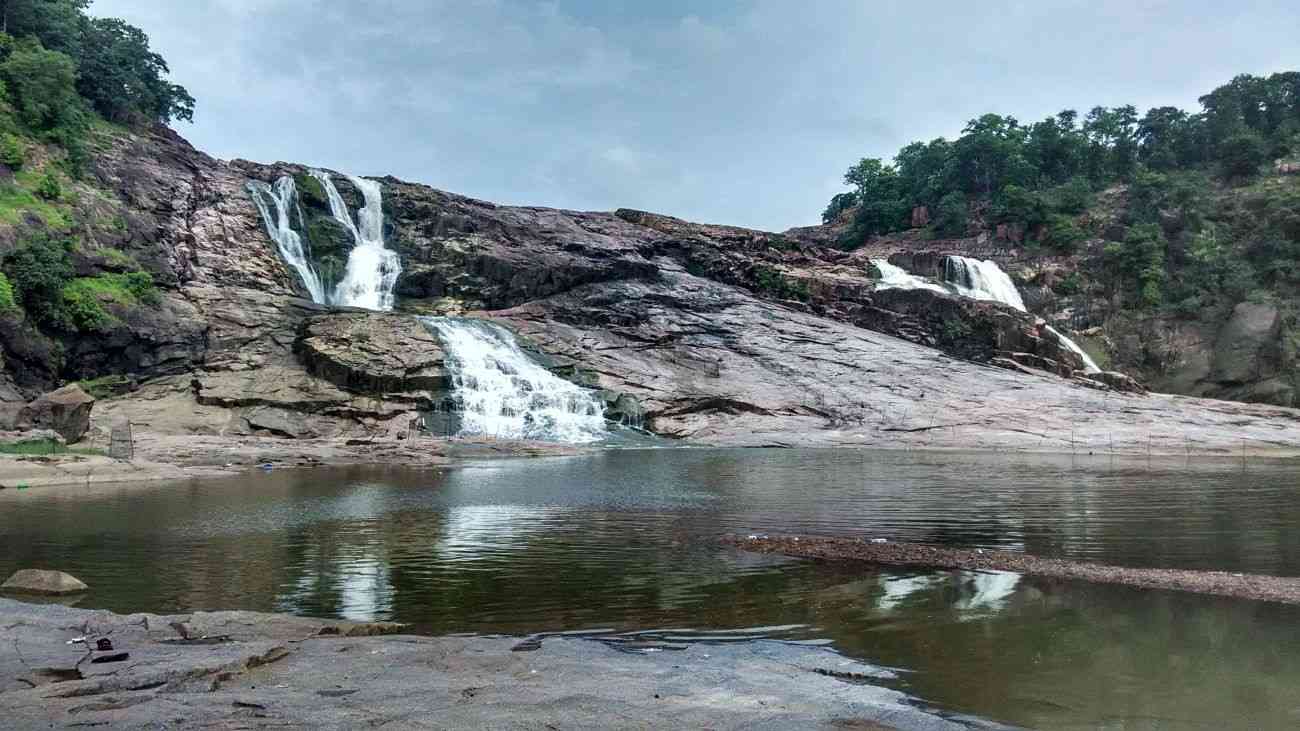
[420,317,607,443]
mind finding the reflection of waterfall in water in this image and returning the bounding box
[247,177,327,303]
[420,317,607,443]
[248,170,401,311]
[873,255,1102,373]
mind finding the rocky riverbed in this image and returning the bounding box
[725,534,1300,605]
[0,599,997,730]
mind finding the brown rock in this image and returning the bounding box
[16,384,95,444]
[297,311,447,394]
[910,205,930,228]
[1,569,89,595]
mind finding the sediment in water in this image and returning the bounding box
[723,534,1300,605]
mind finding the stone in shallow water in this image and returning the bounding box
[1,569,89,595]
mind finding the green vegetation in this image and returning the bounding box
[0,132,24,168]
[34,171,61,200]
[77,374,131,399]
[1,233,158,332]
[752,266,811,301]
[0,271,15,313]
[0,438,103,456]
[826,71,1300,313]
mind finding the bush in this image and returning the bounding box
[0,271,15,313]
[2,233,74,326]
[1217,130,1266,179]
[0,133,25,169]
[35,171,61,201]
[933,191,969,237]
[58,271,160,331]
[1043,214,1086,253]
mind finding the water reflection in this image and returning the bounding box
[3,450,1300,727]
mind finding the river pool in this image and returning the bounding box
[3,448,1299,728]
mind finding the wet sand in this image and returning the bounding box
[724,534,1300,605]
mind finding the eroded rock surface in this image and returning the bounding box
[16,385,95,444]
[0,599,986,730]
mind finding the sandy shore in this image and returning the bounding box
[0,432,590,489]
[0,598,997,730]
[725,534,1300,605]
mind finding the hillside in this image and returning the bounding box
[823,72,1300,406]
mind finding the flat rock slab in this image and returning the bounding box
[1,570,88,596]
[0,599,1003,730]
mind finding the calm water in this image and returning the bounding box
[3,448,1300,729]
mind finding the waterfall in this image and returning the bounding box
[943,256,1027,311]
[249,171,401,311]
[310,172,402,311]
[872,256,1102,373]
[872,260,948,293]
[247,178,327,303]
[420,317,607,443]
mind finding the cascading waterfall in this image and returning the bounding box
[249,170,401,310]
[419,317,607,443]
[311,172,402,311]
[247,177,328,303]
[943,256,1027,311]
[941,256,1101,373]
[871,255,1102,373]
[872,260,949,293]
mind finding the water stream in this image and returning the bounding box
[419,317,606,442]
[874,256,1102,373]
[247,177,328,303]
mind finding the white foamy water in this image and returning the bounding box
[311,172,402,311]
[872,260,949,293]
[943,256,1027,311]
[420,317,606,443]
[247,177,327,303]
[872,255,1102,373]
[250,171,401,311]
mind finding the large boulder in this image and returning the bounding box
[16,384,95,444]
[296,311,448,394]
[1211,302,1282,385]
[1,569,88,595]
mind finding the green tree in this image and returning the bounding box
[842,158,906,237]
[0,39,83,133]
[1216,129,1266,179]
[2,232,73,326]
[76,17,195,124]
[932,191,969,236]
[35,170,60,200]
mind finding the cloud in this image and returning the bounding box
[91,0,1300,230]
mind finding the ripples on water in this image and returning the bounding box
[3,449,1300,728]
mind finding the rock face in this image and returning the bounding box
[297,311,447,394]
[0,126,1295,453]
[1212,302,1282,384]
[1,570,88,595]
[16,385,95,443]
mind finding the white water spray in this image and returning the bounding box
[943,256,1027,311]
[872,260,949,294]
[310,172,402,311]
[247,178,327,303]
[420,317,606,443]
[871,255,1102,373]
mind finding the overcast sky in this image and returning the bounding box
[92,1,1300,231]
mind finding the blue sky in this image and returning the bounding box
[93,1,1300,231]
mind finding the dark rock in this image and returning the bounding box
[16,385,95,443]
[297,311,447,394]
[910,205,930,228]
[1211,302,1281,385]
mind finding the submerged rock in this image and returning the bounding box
[1,570,88,596]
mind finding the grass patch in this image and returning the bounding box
[0,271,15,313]
[59,271,159,332]
[78,374,131,399]
[0,438,104,456]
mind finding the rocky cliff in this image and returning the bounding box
[2,126,1299,454]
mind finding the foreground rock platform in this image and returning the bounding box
[0,599,1001,730]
